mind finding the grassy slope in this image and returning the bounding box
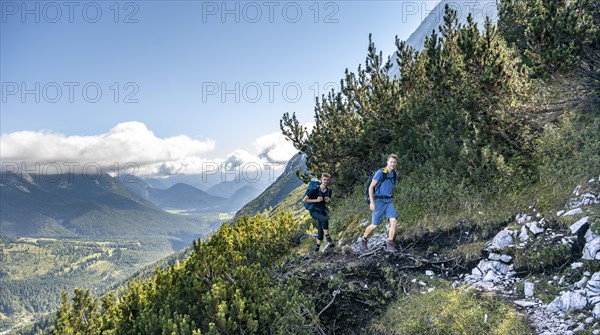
[271,107,599,333]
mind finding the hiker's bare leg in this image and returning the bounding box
[388,218,398,241]
[364,224,378,238]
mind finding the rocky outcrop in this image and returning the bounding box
[460,178,600,334]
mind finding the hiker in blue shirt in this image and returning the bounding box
[359,154,399,252]
[303,172,333,252]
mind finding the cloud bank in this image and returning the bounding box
[1,121,298,178]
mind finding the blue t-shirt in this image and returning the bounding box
[373,169,396,197]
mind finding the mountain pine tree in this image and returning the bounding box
[499,0,597,77]
[282,5,531,191]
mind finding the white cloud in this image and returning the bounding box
[253,130,299,164]
[0,121,215,174]
[136,156,222,176]
[0,122,299,181]
[223,149,261,168]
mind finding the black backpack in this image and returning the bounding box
[364,169,397,204]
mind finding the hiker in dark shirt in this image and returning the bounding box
[303,172,332,252]
[359,154,399,252]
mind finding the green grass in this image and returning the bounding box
[272,184,309,218]
[589,213,600,236]
[370,286,533,335]
[513,243,571,274]
[444,241,487,263]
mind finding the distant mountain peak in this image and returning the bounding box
[170,183,202,191]
[235,153,306,218]
[282,152,307,176]
[388,0,498,77]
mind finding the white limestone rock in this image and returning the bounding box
[547,292,588,313]
[570,217,590,234]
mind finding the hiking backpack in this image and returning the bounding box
[304,180,324,211]
[364,168,397,204]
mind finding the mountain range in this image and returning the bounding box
[143,172,271,193]
[0,172,206,240]
[119,174,262,212]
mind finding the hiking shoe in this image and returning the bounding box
[314,244,321,252]
[386,240,398,253]
[326,237,333,244]
[358,236,368,250]
[322,242,334,253]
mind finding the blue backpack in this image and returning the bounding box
[304,180,325,211]
[364,168,397,204]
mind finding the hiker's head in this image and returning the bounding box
[386,154,398,170]
[321,172,331,185]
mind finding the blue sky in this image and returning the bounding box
[1,1,439,176]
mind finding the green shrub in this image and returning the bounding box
[54,212,320,334]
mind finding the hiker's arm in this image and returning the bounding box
[303,195,322,203]
[369,179,378,210]
[303,189,315,203]
[324,190,331,203]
